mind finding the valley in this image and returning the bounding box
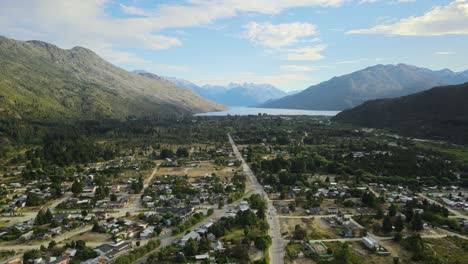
[1,1,468,262]
[1,116,467,264]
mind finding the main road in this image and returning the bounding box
[228,133,285,264]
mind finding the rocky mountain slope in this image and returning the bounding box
[261,64,468,110]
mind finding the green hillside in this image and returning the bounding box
[0,36,225,121]
[334,83,468,144]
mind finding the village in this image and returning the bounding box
[0,117,467,264]
[0,143,259,264]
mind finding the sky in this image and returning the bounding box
[0,0,467,91]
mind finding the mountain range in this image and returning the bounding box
[334,82,468,144]
[136,71,286,107]
[0,36,225,121]
[261,64,468,110]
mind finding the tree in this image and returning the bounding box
[289,203,296,212]
[45,209,53,220]
[35,209,52,225]
[293,225,307,240]
[375,207,384,219]
[411,213,423,231]
[160,149,174,159]
[394,216,404,232]
[389,204,397,217]
[254,235,272,250]
[382,215,393,233]
[71,180,83,196]
[23,249,41,262]
[403,234,425,261]
[92,222,103,233]
[183,238,199,256]
[26,192,44,206]
[176,148,189,158]
[48,240,57,249]
[393,232,403,242]
[335,242,351,264]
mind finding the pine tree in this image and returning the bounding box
[411,213,423,231]
[382,215,393,233]
[395,216,404,232]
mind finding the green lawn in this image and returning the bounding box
[221,228,244,240]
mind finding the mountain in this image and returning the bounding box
[261,64,468,110]
[206,83,286,107]
[334,82,468,144]
[0,36,225,121]
[137,72,287,107]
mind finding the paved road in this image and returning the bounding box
[418,193,468,221]
[2,192,73,227]
[277,214,358,219]
[228,133,285,264]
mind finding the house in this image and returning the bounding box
[142,196,153,202]
[51,226,62,235]
[94,241,132,260]
[212,240,224,252]
[20,231,34,240]
[157,206,194,220]
[95,211,110,220]
[195,253,209,260]
[180,231,201,246]
[140,226,154,239]
[207,233,216,242]
[49,256,70,264]
[10,183,21,188]
[239,201,250,211]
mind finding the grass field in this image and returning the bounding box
[424,236,468,263]
[221,228,244,241]
[280,218,338,240]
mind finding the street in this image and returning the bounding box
[228,133,285,264]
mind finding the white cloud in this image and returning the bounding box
[119,4,150,16]
[359,0,416,3]
[435,51,456,55]
[334,58,383,64]
[0,0,344,73]
[348,0,468,35]
[243,22,318,48]
[280,65,322,72]
[286,45,327,61]
[0,0,182,53]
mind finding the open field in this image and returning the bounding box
[153,160,239,181]
[280,218,338,240]
[424,236,468,263]
[65,232,112,245]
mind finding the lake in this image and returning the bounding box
[195,107,340,116]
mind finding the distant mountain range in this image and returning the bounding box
[261,64,468,110]
[334,82,468,144]
[136,71,286,107]
[0,36,225,121]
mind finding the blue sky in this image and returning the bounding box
[1,0,467,91]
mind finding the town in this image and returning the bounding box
[0,116,467,264]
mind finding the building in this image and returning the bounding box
[362,236,378,249]
[94,241,132,260]
[239,201,250,211]
[180,231,201,246]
